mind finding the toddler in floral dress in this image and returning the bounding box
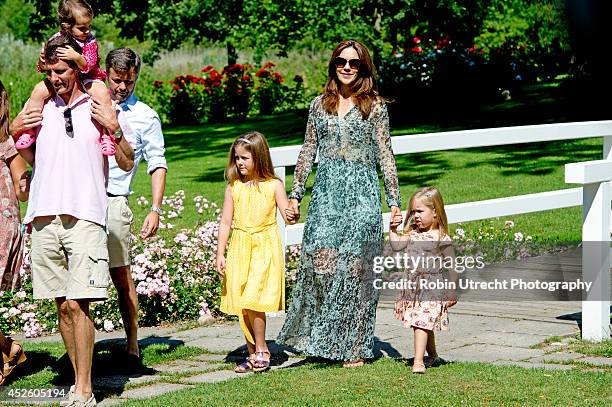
[389,187,457,373]
[15,0,115,155]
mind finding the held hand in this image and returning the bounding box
[90,96,120,133]
[56,45,81,62]
[140,211,160,239]
[216,255,226,278]
[446,299,457,308]
[10,108,43,138]
[284,208,297,225]
[389,206,403,230]
[288,199,300,221]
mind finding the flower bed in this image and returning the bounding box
[153,62,306,125]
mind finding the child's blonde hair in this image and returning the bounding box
[225,131,278,184]
[405,186,449,239]
[58,0,94,29]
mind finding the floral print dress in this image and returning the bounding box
[394,231,453,331]
[277,95,401,361]
[0,139,23,291]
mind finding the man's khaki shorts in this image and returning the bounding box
[31,215,109,300]
[107,196,133,268]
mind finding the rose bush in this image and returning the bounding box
[152,62,306,125]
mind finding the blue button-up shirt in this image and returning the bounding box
[107,94,168,196]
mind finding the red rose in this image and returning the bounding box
[413,37,421,44]
[411,46,423,53]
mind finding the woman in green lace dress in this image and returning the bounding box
[277,40,403,366]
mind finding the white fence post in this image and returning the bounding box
[274,166,287,256]
[566,159,612,341]
[581,183,611,340]
[604,135,612,236]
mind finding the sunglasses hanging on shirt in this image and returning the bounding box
[63,108,73,138]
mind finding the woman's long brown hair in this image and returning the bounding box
[224,131,278,185]
[322,39,380,120]
[0,80,10,143]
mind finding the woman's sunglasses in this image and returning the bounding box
[334,57,361,70]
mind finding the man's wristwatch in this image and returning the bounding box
[113,128,123,141]
[150,206,163,215]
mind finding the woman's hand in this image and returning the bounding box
[389,206,402,230]
[284,208,297,224]
[216,254,226,278]
[287,199,300,222]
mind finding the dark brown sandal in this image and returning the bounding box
[2,339,26,382]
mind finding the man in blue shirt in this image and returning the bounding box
[103,48,168,365]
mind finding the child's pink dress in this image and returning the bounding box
[38,31,107,82]
[394,231,453,331]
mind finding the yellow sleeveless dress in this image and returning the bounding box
[220,179,285,344]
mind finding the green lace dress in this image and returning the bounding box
[277,95,401,361]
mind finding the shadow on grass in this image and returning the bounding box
[4,336,186,403]
[463,140,601,177]
[164,111,308,164]
[395,152,450,186]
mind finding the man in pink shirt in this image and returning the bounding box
[11,33,133,407]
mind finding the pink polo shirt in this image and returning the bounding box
[24,93,109,225]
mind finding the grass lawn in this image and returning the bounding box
[125,82,604,242]
[116,358,610,406]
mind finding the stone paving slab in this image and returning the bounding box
[577,356,612,366]
[103,383,193,402]
[443,344,545,363]
[94,373,160,389]
[528,352,585,363]
[152,361,226,375]
[191,354,228,363]
[180,369,238,384]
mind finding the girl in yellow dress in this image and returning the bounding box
[216,131,297,373]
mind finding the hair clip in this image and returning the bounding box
[424,191,432,197]
[236,138,252,144]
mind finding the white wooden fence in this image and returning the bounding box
[271,120,612,341]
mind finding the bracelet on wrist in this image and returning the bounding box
[150,206,162,215]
